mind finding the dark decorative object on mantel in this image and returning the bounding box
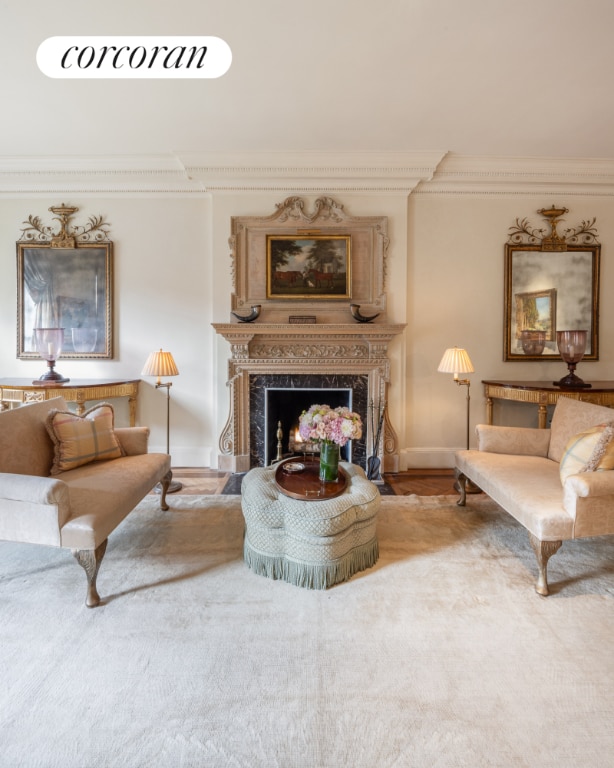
[231,305,261,323]
[350,304,380,323]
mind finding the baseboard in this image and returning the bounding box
[400,448,458,470]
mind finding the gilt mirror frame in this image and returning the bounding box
[16,204,113,360]
[504,206,600,361]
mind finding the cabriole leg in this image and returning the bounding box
[456,471,467,507]
[528,534,562,596]
[73,539,108,608]
[158,470,172,511]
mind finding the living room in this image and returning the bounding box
[1,2,613,766]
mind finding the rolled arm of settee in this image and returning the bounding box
[0,473,70,506]
[563,470,614,535]
[476,424,551,457]
[564,470,614,498]
[115,427,150,456]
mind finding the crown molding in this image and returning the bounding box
[178,151,445,192]
[0,154,204,195]
[1,152,614,196]
[0,151,445,195]
[416,154,614,196]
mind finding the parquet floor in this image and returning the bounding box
[168,467,457,496]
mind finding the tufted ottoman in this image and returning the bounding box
[240,461,380,589]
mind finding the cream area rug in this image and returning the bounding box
[1,494,613,768]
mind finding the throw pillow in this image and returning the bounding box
[559,422,614,485]
[46,403,124,475]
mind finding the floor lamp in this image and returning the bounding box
[438,346,480,493]
[141,349,182,493]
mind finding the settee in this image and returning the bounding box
[0,396,171,607]
[455,396,614,595]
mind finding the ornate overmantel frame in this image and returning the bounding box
[230,196,389,324]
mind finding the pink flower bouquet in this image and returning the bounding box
[298,404,362,447]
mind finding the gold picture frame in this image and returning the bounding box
[266,235,351,300]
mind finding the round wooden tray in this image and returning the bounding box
[274,457,348,501]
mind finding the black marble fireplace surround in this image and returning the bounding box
[249,373,369,469]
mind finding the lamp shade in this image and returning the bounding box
[141,349,179,381]
[437,347,474,376]
[33,327,65,361]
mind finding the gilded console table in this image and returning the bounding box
[482,380,614,428]
[0,379,140,426]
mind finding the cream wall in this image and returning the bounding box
[407,192,614,467]
[1,163,613,470]
[0,195,215,466]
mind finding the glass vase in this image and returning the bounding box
[319,441,340,482]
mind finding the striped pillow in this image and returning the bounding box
[559,422,614,485]
[46,403,124,475]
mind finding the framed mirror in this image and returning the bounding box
[504,206,600,361]
[16,204,113,359]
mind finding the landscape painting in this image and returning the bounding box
[266,236,351,299]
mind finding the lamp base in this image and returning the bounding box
[553,373,591,388]
[33,372,70,385]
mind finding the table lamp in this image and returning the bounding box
[554,330,591,388]
[33,328,70,384]
[141,349,182,493]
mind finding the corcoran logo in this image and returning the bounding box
[37,36,232,79]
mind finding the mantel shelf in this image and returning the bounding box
[212,322,406,341]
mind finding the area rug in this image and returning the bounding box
[0,494,612,768]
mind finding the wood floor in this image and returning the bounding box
[169,467,457,496]
[383,469,457,496]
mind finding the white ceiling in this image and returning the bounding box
[2,0,614,160]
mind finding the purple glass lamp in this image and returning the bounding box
[553,330,591,388]
[33,328,70,384]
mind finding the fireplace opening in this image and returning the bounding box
[265,388,352,466]
[249,374,369,469]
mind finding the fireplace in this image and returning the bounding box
[250,374,368,467]
[212,197,406,473]
[213,322,405,473]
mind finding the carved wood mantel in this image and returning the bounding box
[213,323,406,473]
[215,196,405,473]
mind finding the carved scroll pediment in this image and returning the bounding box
[268,196,347,224]
[507,205,599,251]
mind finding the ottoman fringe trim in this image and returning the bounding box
[243,538,379,590]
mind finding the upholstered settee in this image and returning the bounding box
[455,396,614,595]
[0,396,171,607]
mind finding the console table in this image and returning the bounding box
[482,380,614,428]
[0,379,140,426]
